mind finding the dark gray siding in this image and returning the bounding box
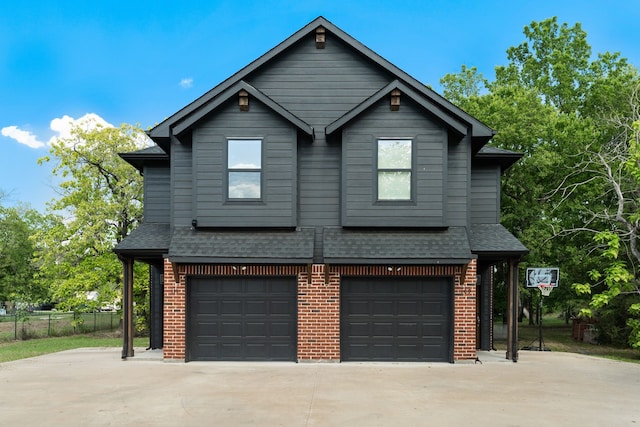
[172,138,193,228]
[248,35,392,129]
[446,136,470,227]
[341,98,447,227]
[192,100,297,228]
[143,165,170,223]
[471,166,500,224]
[298,135,341,261]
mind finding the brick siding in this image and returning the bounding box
[161,260,477,362]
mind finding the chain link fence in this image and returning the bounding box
[0,311,121,342]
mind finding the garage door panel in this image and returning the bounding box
[397,322,418,337]
[245,322,267,337]
[246,301,267,315]
[344,321,369,337]
[341,277,452,362]
[271,321,293,337]
[423,301,445,316]
[372,301,394,315]
[423,322,446,337]
[372,344,393,359]
[221,300,242,314]
[271,300,294,315]
[221,322,242,337]
[397,301,419,316]
[188,277,297,361]
[372,322,393,337]
[345,300,369,315]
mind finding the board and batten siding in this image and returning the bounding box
[192,100,297,228]
[340,98,448,227]
[470,166,500,224]
[248,35,392,129]
[143,165,170,223]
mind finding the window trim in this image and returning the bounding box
[226,138,263,201]
[375,138,414,202]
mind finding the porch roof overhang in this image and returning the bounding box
[323,227,474,265]
[114,223,171,260]
[118,145,169,174]
[469,223,529,260]
[167,226,315,265]
[473,146,524,173]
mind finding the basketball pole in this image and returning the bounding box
[538,287,544,351]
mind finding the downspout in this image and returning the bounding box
[119,255,135,359]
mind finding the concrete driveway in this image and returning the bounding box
[0,348,638,426]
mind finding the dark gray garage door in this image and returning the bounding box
[341,277,452,362]
[187,277,297,361]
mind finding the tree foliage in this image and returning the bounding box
[0,202,49,304]
[440,16,640,344]
[35,122,148,316]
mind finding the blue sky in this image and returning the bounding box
[2,0,639,211]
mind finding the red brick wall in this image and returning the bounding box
[160,261,477,362]
[297,264,341,361]
[454,258,477,361]
[163,258,186,360]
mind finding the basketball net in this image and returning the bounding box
[538,284,553,297]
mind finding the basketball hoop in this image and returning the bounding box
[538,284,553,297]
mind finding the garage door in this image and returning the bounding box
[187,277,297,361]
[341,277,452,362]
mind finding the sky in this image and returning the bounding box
[1,0,639,212]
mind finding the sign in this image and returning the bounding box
[526,267,559,288]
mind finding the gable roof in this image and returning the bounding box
[171,80,314,143]
[326,80,468,137]
[148,16,494,150]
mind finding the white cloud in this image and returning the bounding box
[179,77,194,88]
[1,126,45,149]
[1,113,113,149]
[48,113,113,147]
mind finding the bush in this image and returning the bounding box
[594,295,640,347]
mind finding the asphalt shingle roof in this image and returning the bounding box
[114,223,171,254]
[469,224,529,255]
[323,227,473,264]
[168,227,315,264]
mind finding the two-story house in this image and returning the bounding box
[115,17,528,363]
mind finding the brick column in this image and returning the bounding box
[163,259,186,361]
[453,258,477,361]
[297,264,341,361]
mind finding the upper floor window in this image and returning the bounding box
[377,139,412,200]
[228,139,262,199]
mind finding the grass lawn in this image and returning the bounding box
[495,316,640,363]
[0,334,148,363]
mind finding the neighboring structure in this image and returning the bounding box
[115,17,528,363]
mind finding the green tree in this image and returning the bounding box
[441,17,640,333]
[35,122,149,324]
[0,204,50,305]
[571,103,640,347]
